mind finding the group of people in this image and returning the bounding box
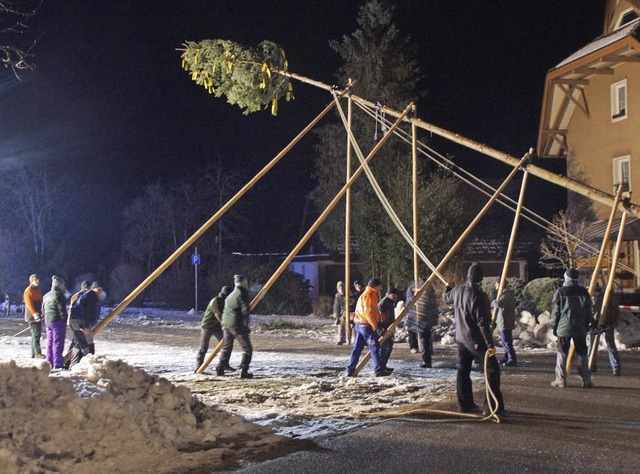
[22,274,104,370]
[336,263,624,415]
[196,274,254,379]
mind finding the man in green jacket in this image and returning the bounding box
[217,275,253,379]
[550,268,594,388]
[195,285,233,373]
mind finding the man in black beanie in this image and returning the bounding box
[443,264,506,416]
[550,268,593,388]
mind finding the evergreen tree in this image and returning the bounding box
[313,0,468,286]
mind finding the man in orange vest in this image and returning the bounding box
[344,278,391,377]
[23,274,44,359]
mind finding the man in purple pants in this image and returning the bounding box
[42,276,68,369]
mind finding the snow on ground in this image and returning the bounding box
[2,304,640,472]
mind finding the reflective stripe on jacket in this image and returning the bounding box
[354,286,382,328]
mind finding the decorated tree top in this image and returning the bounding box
[180,39,294,115]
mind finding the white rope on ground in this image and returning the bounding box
[0,325,31,344]
[354,100,638,277]
[331,91,447,285]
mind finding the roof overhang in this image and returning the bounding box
[538,20,640,158]
[584,217,640,242]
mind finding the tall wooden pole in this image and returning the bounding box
[412,107,421,353]
[93,99,338,337]
[589,208,628,369]
[353,152,532,375]
[491,167,530,327]
[345,79,353,344]
[196,102,414,373]
[275,69,640,218]
[566,184,624,373]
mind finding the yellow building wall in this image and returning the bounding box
[567,62,640,219]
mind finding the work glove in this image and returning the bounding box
[334,318,340,326]
[376,327,385,336]
[486,347,496,358]
[33,312,41,322]
[445,285,452,293]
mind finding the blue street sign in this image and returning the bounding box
[191,254,201,265]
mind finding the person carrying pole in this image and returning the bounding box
[42,276,68,370]
[333,281,347,345]
[196,285,234,373]
[491,282,518,367]
[378,287,399,373]
[23,274,45,359]
[216,275,253,379]
[405,279,439,368]
[344,278,390,377]
[443,264,506,416]
[550,268,594,388]
[590,286,621,376]
[67,282,104,368]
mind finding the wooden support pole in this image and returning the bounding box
[566,184,624,373]
[491,166,530,327]
[345,79,353,345]
[275,69,640,218]
[589,208,628,369]
[196,102,414,373]
[93,99,337,338]
[353,152,533,375]
[412,109,421,353]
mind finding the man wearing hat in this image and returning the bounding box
[333,281,347,345]
[42,276,68,369]
[550,268,594,388]
[344,278,391,377]
[23,274,44,359]
[196,285,234,373]
[378,287,400,372]
[443,264,506,415]
[217,275,253,379]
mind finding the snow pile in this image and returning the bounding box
[0,356,293,473]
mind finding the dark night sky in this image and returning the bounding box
[0,1,606,255]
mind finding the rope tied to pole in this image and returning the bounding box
[374,101,387,140]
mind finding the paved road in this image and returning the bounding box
[240,349,640,473]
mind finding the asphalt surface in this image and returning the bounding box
[239,348,640,473]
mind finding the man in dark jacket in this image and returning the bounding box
[591,287,621,375]
[443,264,505,415]
[217,275,253,379]
[196,285,233,373]
[491,283,518,367]
[406,280,439,368]
[66,280,97,368]
[550,268,594,388]
[378,287,399,372]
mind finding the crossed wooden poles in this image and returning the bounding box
[89,71,633,376]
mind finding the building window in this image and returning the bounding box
[613,155,631,192]
[616,9,639,29]
[611,79,627,121]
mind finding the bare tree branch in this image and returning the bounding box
[0,0,42,77]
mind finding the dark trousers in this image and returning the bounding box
[346,324,383,375]
[408,330,418,351]
[67,318,95,368]
[378,338,394,369]
[555,335,590,383]
[499,329,517,364]
[196,326,223,368]
[419,329,433,365]
[588,328,621,373]
[218,326,252,370]
[456,342,504,412]
[29,321,42,357]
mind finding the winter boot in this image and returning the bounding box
[195,356,204,374]
[224,364,237,372]
[215,365,225,376]
[240,369,253,379]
